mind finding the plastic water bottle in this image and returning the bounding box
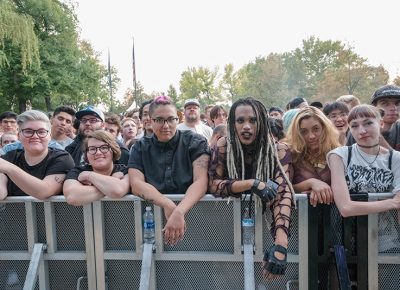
[143,207,155,244]
[242,207,254,245]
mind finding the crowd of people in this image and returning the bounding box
[1,84,400,283]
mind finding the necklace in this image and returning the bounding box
[355,144,380,169]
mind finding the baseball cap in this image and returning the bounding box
[184,99,200,108]
[371,85,400,105]
[75,106,105,122]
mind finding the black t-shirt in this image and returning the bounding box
[66,164,128,180]
[1,148,75,196]
[128,130,209,194]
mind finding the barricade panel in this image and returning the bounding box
[155,261,244,289]
[255,262,299,290]
[103,201,137,251]
[377,209,400,254]
[0,261,30,289]
[54,203,86,251]
[104,260,141,289]
[0,203,28,251]
[48,260,88,290]
[162,200,235,252]
[35,203,47,244]
[379,264,400,290]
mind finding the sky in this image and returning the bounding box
[75,0,400,101]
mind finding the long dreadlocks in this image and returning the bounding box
[226,97,295,201]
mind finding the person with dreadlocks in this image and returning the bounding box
[209,97,294,280]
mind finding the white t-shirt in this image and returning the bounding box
[328,144,400,252]
[177,122,213,140]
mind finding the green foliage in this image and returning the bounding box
[179,66,222,107]
[167,84,182,108]
[0,0,39,70]
[0,0,113,113]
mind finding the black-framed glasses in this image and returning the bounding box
[152,117,179,125]
[328,113,347,120]
[80,118,101,124]
[87,145,111,155]
[20,128,49,138]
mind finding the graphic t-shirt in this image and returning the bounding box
[328,144,400,252]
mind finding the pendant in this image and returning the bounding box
[314,163,326,169]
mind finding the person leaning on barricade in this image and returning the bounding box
[327,105,400,252]
[128,96,210,246]
[284,106,341,207]
[63,130,130,206]
[208,97,295,280]
[0,110,74,200]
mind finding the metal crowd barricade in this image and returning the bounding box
[0,193,399,289]
[0,196,96,289]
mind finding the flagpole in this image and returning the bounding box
[107,48,113,112]
[132,37,137,107]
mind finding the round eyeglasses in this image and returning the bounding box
[87,145,111,155]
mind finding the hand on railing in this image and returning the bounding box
[308,179,333,207]
[163,207,186,246]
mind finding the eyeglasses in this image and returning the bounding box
[80,118,101,124]
[87,145,111,155]
[20,128,49,138]
[328,113,347,120]
[152,117,179,125]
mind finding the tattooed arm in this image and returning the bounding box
[129,168,177,218]
[0,157,65,199]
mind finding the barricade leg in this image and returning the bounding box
[308,205,319,290]
[356,215,368,290]
[139,243,154,290]
[243,244,255,290]
[23,243,48,290]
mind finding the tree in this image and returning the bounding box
[394,75,400,87]
[167,84,183,108]
[0,0,113,112]
[179,66,222,107]
[0,0,39,70]
[233,54,291,108]
[219,63,239,103]
[283,36,345,98]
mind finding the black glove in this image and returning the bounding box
[263,244,287,275]
[252,179,278,203]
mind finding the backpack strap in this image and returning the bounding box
[389,149,393,170]
[347,146,352,167]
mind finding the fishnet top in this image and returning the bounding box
[209,138,294,239]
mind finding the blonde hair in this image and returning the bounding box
[17,110,51,131]
[284,106,340,164]
[336,95,360,110]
